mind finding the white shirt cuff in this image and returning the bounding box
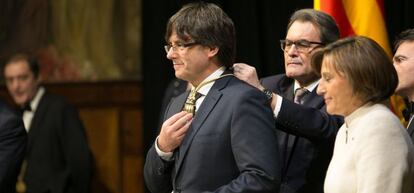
[155,136,174,161]
[273,94,283,118]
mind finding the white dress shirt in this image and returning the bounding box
[22,87,45,131]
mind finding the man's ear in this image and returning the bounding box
[207,47,219,58]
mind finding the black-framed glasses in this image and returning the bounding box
[164,42,200,53]
[280,39,325,53]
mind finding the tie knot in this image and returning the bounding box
[294,88,309,104]
[182,89,203,115]
[22,103,32,111]
[18,103,32,116]
[188,89,203,101]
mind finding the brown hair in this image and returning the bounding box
[287,9,339,44]
[165,2,236,67]
[4,54,40,78]
[312,36,398,103]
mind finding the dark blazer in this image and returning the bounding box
[144,75,280,193]
[261,75,343,193]
[25,91,92,193]
[0,100,26,192]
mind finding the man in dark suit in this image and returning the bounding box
[3,54,92,193]
[233,9,343,193]
[393,28,414,141]
[0,100,26,192]
[144,2,280,193]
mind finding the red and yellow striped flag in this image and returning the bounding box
[314,0,408,125]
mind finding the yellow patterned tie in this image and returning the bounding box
[182,89,202,115]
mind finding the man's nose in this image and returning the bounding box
[286,44,299,55]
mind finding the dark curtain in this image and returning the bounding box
[142,0,414,161]
[385,0,414,51]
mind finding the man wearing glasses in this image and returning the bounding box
[233,9,343,193]
[144,2,280,193]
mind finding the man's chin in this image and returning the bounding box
[174,71,188,81]
[14,98,27,106]
[285,72,300,78]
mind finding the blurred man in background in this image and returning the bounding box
[4,54,92,193]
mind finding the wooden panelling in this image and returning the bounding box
[122,109,143,155]
[80,108,122,193]
[123,156,143,193]
[46,81,142,107]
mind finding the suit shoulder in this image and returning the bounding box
[261,74,284,82]
[40,92,78,113]
[227,76,261,93]
[223,77,268,103]
[0,100,23,130]
[0,101,18,118]
[261,74,292,88]
[42,92,71,105]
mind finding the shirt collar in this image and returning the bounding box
[294,79,320,92]
[193,66,226,96]
[30,86,45,112]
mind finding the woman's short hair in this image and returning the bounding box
[312,36,398,103]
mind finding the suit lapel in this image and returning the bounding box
[27,92,49,154]
[280,80,294,100]
[282,83,297,170]
[281,83,325,172]
[165,91,189,120]
[174,76,231,181]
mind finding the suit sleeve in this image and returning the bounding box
[261,75,343,142]
[213,88,281,193]
[144,97,175,193]
[144,145,174,193]
[59,104,92,193]
[276,99,343,141]
[0,110,27,192]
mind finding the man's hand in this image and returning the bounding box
[157,111,193,152]
[233,63,264,90]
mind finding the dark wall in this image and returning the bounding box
[142,0,414,153]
